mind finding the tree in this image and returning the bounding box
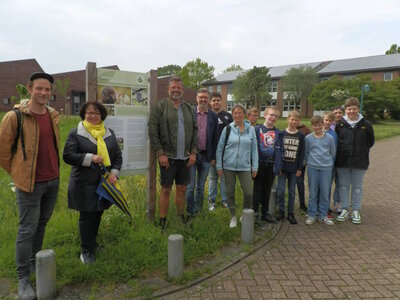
[157,64,181,76]
[309,74,400,120]
[179,58,215,90]
[385,44,400,54]
[55,78,70,114]
[15,84,30,102]
[283,66,318,109]
[232,66,271,109]
[223,64,243,73]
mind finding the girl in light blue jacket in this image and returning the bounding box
[216,105,258,228]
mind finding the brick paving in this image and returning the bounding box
[164,136,400,299]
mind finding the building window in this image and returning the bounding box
[216,85,221,93]
[269,81,278,92]
[384,72,393,81]
[208,85,213,93]
[2,98,10,105]
[343,74,355,80]
[283,100,300,112]
[227,100,234,112]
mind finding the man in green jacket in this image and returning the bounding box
[148,76,197,228]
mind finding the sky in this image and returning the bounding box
[1,0,399,76]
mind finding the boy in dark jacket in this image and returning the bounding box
[335,97,374,224]
[253,107,284,223]
[276,110,305,224]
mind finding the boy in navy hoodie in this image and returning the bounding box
[276,110,305,224]
[253,107,284,223]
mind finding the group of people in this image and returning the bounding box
[0,73,375,300]
[149,76,375,231]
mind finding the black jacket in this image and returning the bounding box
[335,117,374,169]
[63,122,122,212]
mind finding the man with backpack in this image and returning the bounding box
[0,72,60,300]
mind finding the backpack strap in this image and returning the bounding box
[11,109,27,161]
[221,124,231,167]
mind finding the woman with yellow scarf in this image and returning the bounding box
[63,101,122,264]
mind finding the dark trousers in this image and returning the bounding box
[296,165,307,206]
[79,211,103,253]
[253,161,274,217]
[16,178,59,279]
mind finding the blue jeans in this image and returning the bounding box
[277,171,296,214]
[186,153,211,215]
[337,168,366,211]
[15,178,59,279]
[307,167,332,218]
[208,164,227,205]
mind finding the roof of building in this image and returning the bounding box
[318,53,400,75]
[205,62,324,84]
[268,62,323,78]
[0,58,44,98]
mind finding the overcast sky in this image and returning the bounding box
[1,0,399,75]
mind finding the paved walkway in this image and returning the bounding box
[163,135,400,299]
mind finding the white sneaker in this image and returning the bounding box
[305,217,315,225]
[318,217,334,225]
[229,217,237,228]
[208,202,215,211]
[336,209,350,222]
[352,210,361,224]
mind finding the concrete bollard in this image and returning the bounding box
[36,249,56,300]
[269,189,277,216]
[242,209,254,244]
[168,234,183,279]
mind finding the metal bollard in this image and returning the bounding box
[269,189,277,216]
[36,249,56,300]
[242,209,254,244]
[168,234,183,279]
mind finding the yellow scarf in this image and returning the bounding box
[83,120,111,167]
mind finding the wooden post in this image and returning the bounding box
[86,62,97,102]
[147,70,158,221]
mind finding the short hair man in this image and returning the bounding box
[247,107,259,126]
[0,72,60,299]
[186,88,218,216]
[208,92,233,210]
[148,76,198,228]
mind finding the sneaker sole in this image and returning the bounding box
[352,220,361,224]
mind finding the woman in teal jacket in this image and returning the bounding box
[216,104,258,228]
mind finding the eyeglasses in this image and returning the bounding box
[86,112,100,116]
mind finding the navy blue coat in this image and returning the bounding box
[194,108,219,162]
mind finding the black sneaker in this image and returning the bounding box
[287,213,298,225]
[275,211,285,222]
[300,204,307,212]
[80,252,95,264]
[261,214,278,224]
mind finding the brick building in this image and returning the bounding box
[203,53,400,117]
[0,60,197,113]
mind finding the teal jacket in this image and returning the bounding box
[148,99,198,158]
[216,120,258,172]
